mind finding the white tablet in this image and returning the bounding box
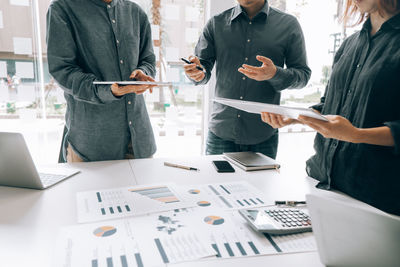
[93,81,173,86]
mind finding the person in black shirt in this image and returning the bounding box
[260,0,400,215]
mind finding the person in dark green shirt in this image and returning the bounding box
[261,0,400,215]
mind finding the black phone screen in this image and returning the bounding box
[212,160,235,173]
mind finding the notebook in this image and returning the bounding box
[223,152,280,171]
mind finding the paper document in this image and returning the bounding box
[93,81,173,86]
[176,181,272,210]
[76,184,195,223]
[214,97,328,121]
[54,218,215,267]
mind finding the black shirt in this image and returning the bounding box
[194,3,311,145]
[306,14,400,215]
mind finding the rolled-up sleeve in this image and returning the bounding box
[268,18,311,91]
[136,11,156,78]
[384,121,400,155]
[46,4,119,105]
[193,19,216,85]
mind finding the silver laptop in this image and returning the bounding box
[0,132,79,189]
[306,193,400,267]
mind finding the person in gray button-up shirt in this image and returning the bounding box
[184,0,311,159]
[47,0,157,162]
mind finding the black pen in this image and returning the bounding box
[180,57,204,71]
[275,200,306,206]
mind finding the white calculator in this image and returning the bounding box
[239,207,312,235]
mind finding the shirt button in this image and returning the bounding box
[238,114,241,118]
[245,57,248,61]
[249,21,252,25]
[116,40,120,44]
[357,64,361,68]
[107,5,111,8]
[240,96,243,99]
[112,19,116,24]
[129,121,132,125]
[242,77,246,80]
[128,101,131,105]
[120,60,124,64]
[247,39,251,43]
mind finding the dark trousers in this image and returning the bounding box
[206,131,279,159]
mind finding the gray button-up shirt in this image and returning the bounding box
[194,3,311,145]
[47,0,156,161]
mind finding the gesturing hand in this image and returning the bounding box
[238,55,277,81]
[111,69,156,97]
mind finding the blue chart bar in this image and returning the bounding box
[91,259,98,267]
[250,198,257,205]
[106,257,114,267]
[125,205,131,212]
[135,253,144,267]
[117,206,122,213]
[237,200,244,206]
[101,208,106,215]
[224,243,235,257]
[220,185,231,194]
[236,242,247,256]
[212,244,221,258]
[120,255,128,267]
[264,234,282,253]
[208,185,220,195]
[248,241,260,255]
[219,196,233,208]
[109,207,114,214]
[256,198,264,204]
[154,238,169,263]
[243,199,251,206]
[96,192,102,203]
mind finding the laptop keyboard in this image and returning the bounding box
[39,173,68,186]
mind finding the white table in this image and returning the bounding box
[0,155,324,267]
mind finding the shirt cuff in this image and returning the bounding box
[384,120,400,155]
[267,66,285,91]
[97,84,120,103]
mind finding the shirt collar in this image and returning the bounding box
[362,12,400,32]
[231,0,270,22]
[88,0,119,8]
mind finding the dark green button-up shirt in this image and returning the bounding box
[307,14,400,215]
[194,2,311,145]
[47,0,156,161]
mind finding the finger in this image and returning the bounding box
[299,115,328,125]
[188,55,200,65]
[256,55,272,65]
[130,70,140,79]
[276,115,286,127]
[269,114,281,128]
[191,72,205,80]
[242,64,262,72]
[183,64,198,71]
[238,68,257,79]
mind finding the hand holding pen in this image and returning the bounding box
[182,56,206,82]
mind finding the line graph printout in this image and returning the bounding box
[77,184,195,223]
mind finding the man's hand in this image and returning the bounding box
[111,69,156,97]
[298,115,359,143]
[261,112,298,129]
[183,56,205,82]
[238,55,277,81]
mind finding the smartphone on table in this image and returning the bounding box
[212,160,235,173]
